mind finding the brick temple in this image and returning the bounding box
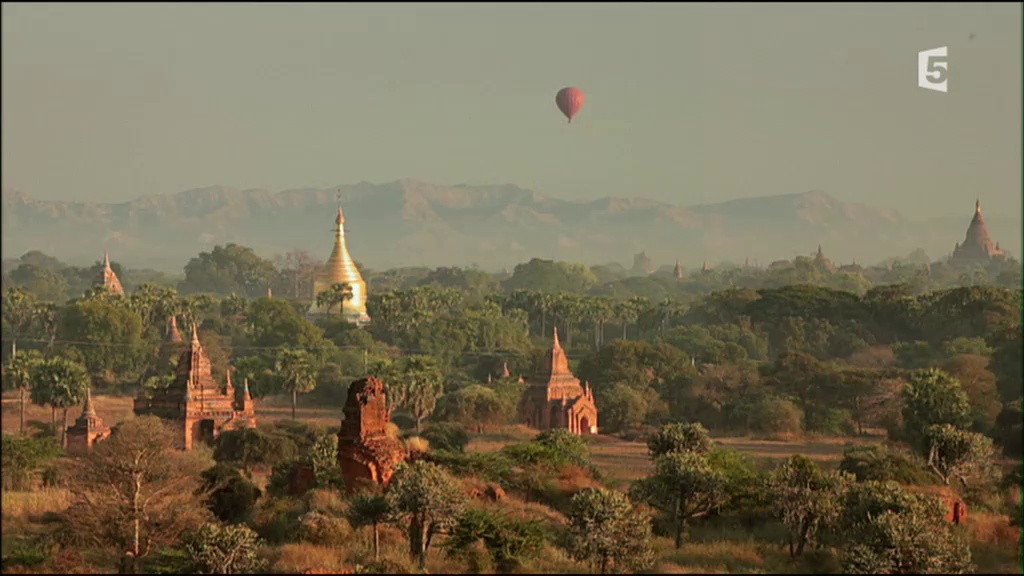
[133,324,256,450]
[519,328,599,435]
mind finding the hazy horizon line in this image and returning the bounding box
[3,178,1010,222]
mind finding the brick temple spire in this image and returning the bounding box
[951,197,1005,263]
[99,251,125,296]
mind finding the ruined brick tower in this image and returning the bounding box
[337,377,407,490]
[133,325,255,450]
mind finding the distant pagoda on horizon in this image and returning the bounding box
[950,199,1006,264]
[306,201,371,325]
[97,251,125,296]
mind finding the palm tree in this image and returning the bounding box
[386,356,444,433]
[275,348,318,419]
[316,282,353,316]
[32,302,60,352]
[347,494,392,561]
[6,349,42,435]
[3,287,37,359]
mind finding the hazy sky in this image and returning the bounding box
[2,3,1020,220]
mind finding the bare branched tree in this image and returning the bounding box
[61,416,213,572]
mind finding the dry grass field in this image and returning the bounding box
[3,391,1019,574]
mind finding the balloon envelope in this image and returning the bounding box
[555,87,585,123]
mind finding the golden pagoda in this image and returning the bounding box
[307,205,371,325]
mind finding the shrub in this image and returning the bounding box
[445,507,548,572]
[567,487,655,574]
[746,395,804,439]
[1,434,62,492]
[201,463,263,523]
[646,422,714,458]
[253,497,305,544]
[182,523,266,574]
[213,427,298,472]
[297,510,352,547]
[421,423,470,453]
[838,445,935,486]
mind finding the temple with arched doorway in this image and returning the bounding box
[133,324,256,450]
[518,328,599,435]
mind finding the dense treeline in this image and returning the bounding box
[2,246,1020,457]
[2,245,1020,574]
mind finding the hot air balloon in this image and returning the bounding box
[555,87,585,124]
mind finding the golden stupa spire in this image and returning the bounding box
[307,189,371,324]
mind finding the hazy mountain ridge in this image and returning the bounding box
[1,180,1018,273]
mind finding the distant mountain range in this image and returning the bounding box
[1,180,1018,273]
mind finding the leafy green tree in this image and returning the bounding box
[32,301,60,352]
[629,451,726,549]
[275,348,318,420]
[231,356,278,401]
[940,354,1002,435]
[502,259,598,297]
[767,455,850,557]
[1,433,62,491]
[900,369,971,447]
[246,297,333,353]
[434,385,505,432]
[212,426,299,474]
[316,282,353,316]
[347,494,393,561]
[59,298,147,383]
[921,424,997,488]
[8,264,68,302]
[386,461,466,569]
[987,323,1022,403]
[180,243,277,297]
[200,464,262,524]
[308,433,344,490]
[646,422,714,458]
[839,481,972,574]
[838,445,934,485]
[995,400,1022,458]
[2,288,38,355]
[598,382,649,433]
[420,423,470,453]
[4,349,42,435]
[566,487,654,574]
[444,508,547,572]
[29,357,89,447]
[182,522,266,574]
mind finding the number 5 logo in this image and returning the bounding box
[918,47,948,93]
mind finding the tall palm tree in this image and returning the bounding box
[6,350,42,435]
[3,287,37,360]
[275,348,318,419]
[316,282,353,316]
[32,302,60,352]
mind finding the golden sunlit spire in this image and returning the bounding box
[307,191,371,324]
